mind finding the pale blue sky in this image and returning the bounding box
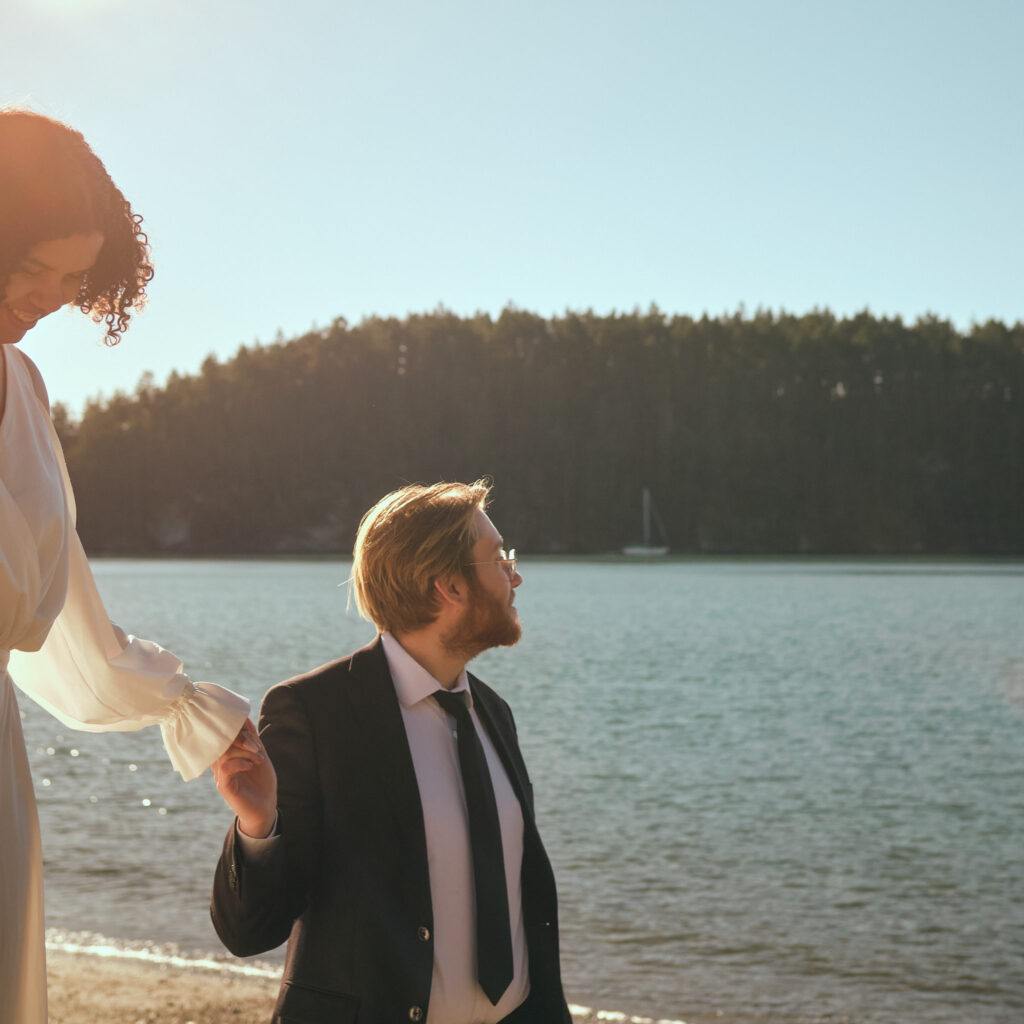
[3,0,1021,413]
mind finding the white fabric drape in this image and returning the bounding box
[0,344,249,1022]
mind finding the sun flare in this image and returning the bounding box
[30,0,126,15]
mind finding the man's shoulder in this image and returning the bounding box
[262,636,386,709]
[467,671,502,704]
[467,672,515,724]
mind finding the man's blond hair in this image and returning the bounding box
[352,480,492,635]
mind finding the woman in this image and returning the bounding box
[0,108,260,1023]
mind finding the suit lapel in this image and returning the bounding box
[343,640,430,870]
[469,676,536,824]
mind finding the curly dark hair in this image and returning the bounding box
[0,108,154,345]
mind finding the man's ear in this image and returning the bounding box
[433,572,467,609]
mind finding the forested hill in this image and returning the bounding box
[54,308,1023,556]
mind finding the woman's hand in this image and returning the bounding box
[212,717,278,839]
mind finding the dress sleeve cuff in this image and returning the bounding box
[159,680,250,781]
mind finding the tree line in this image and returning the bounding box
[53,307,1024,556]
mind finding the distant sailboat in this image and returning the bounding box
[622,488,669,556]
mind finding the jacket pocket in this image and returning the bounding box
[275,979,359,1023]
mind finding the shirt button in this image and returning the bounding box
[417,926,431,942]
[409,1006,424,1021]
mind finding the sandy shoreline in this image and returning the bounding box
[46,949,717,1024]
[47,950,278,1023]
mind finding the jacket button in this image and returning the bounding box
[417,926,431,942]
[409,1007,424,1021]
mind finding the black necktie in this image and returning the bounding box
[433,688,514,1005]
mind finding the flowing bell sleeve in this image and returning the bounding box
[10,530,249,780]
[8,388,249,781]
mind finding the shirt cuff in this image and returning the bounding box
[236,812,279,852]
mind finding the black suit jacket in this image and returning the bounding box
[211,638,571,1024]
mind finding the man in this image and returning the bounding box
[210,481,572,1024]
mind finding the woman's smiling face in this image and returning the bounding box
[0,232,105,345]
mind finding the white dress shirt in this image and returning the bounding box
[381,632,529,1024]
[240,633,530,1023]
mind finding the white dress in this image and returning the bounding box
[0,344,249,1023]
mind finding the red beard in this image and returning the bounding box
[441,580,521,658]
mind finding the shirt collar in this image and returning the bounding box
[380,632,471,710]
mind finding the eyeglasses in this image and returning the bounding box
[464,549,517,579]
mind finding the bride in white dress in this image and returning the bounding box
[0,109,265,1023]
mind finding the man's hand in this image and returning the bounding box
[213,717,278,839]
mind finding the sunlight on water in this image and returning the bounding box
[45,928,281,978]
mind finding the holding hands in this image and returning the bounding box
[214,718,278,839]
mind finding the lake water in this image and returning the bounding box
[20,558,1024,1024]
